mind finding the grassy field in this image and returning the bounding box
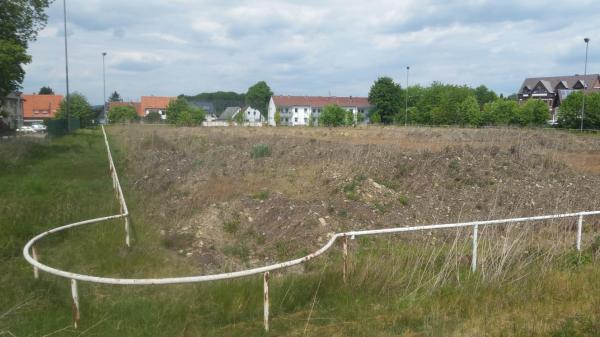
[1,126,600,336]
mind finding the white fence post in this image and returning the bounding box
[32,246,39,279]
[471,224,478,272]
[342,235,348,284]
[124,216,131,247]
[263,271,269,332]
[576,215,583,252]
[71,279,80,328]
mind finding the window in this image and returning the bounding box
[304,108,307,112]
[294,108,298,112]
[294,117,298,122]
[304,118,307,123]
[247,111,251,115]
[253,111,256,115]
[312,108,315,113]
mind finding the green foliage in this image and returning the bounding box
[166,97,206,126]
[252,190,269,200]
[38,86,53,95]
[108,105,137,123]
[518,99,549,126]
[234,109,245,125]
[416,82,474,125]
[320,104,347,127]
[250,143,271,158]
[460,96,483,126]
[483,99,520,125]
[223,219,240,234]
[368,77,403,124]
[181,91,245,115]
[0,0,51,98]
[557,91,600,129]
[109,91,122,102]
[0,40,30,98]
[345,109,355,126]
[245,81,273,118]
[474,85,498,108]
[370,111,381,124]
[56,92,94,126]
[274,109,282,126]
[144,111,162,123]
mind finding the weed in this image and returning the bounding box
[343,180,360,201]
[250,143,271,158]
[398,195,410,205]
[252,190,269,200]
[373,201,388,213]
[222,243,249,261]
[223,219,240,234]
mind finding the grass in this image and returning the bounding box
[1,127,600,336]
[250,143,271,158]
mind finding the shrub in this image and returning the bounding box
[370,111,381,124]
[518,99,549,126]
[145,111,162,123]
[108,105,137,123]
[223,219,240,234]
[320,104,347,127]
[252,190,269,200]
[166,97,206,126]
[250,143,271,158]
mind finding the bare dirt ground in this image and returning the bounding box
[108,125,600,273]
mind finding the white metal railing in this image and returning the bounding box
[22,125,600,331]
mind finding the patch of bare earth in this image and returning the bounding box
[108,125,600,273]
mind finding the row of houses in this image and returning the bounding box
[0,93,63,129]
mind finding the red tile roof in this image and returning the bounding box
[22,94,63,119]
[140,96,175,117]
[272,95,371,108]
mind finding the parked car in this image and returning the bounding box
[17,126,35,133]
[31,123,47,132]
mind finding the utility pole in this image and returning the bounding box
[581,38,590,132]
[405,66,410,126]
[102,52,107,124]
[63,0,70,132]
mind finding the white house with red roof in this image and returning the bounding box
[267,95,372,126]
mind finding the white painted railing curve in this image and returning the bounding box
[22,125,600,331]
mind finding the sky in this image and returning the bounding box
[22,0,600,105]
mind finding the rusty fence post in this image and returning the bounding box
[263,271,269,332]
[342,235,348,284]
[32,246,39,279]
[71,279,80,329]
[471,224,478,273]
[576,215,583,252]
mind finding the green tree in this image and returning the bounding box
[234,109,245,125]
[56,93,94,126]
[108,105,137,123]
[370,111,381,124]
[274,109,282,126]
[166,97,205,126]
[474,85,498,108]
[0,0,51,99]
[368,77,403,124]
[345,109,355,126]
[518,99,549,126]
[109,91,122,102]
[459,96,483,126]
[245,81,273,118]
[484,99,519,125]
[320,104,347,127]
[557,92,600,129]
[0,40,30,99]
[38,86,53,95]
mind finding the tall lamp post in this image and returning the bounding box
[404,66,410,126]
[63,0,70,131]
[581,37,590,132]
[102,52,107,124]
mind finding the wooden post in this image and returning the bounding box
[71,279,80,328]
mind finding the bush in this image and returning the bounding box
[145,111,162,123]
[108,105,138,123]
[166,97,205,126]
[320,104,347,127]
[557,91,600,129]
[518,99,549,126]
[370,111,381,124]
[250,143,271,158]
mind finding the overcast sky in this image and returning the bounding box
[22,0,600,104]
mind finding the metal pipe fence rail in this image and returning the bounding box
[22,126,600,332]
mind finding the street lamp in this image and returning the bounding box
[581,37,590,131]
[63,0,70,131]
[405,66,410,127]
[102,52,107,124]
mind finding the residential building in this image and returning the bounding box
[267,95,372,126]
[517,74,600,123]
[140,96,176,120]
[0,92,24,130]
[242,106,264,124]
[22,94,63,124]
